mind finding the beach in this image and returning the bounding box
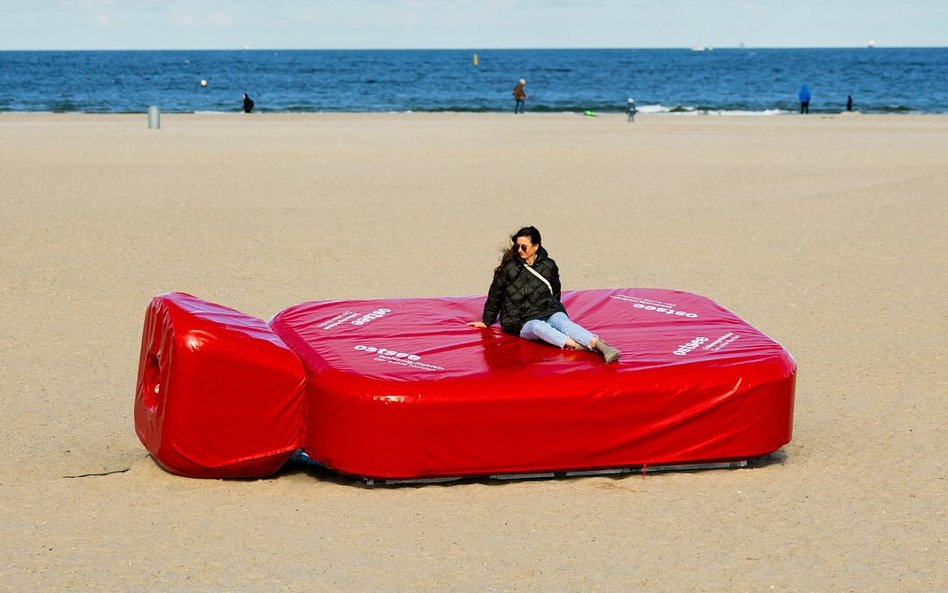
[1,112,945,591]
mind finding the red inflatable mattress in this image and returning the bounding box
[135,289,795,480]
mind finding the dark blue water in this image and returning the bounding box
[1,48,945,114]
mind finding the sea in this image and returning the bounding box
[1,48,946,115]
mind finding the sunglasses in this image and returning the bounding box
[516,243,530,252]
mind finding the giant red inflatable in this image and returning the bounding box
[135,289,796,480]
[134,293,306,478]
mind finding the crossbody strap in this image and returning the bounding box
[523,264,553,295]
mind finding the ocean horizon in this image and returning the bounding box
[2,47,946,114]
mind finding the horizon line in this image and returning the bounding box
[1,45,946,52]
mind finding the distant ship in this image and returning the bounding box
[867,40,876,48]
[690,45,713,52]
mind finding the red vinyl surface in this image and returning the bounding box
[134,293,307,478]
[270,288,796,479]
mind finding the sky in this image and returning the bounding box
[1,0,945,50]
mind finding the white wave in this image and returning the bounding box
[636,104,677,114]
[695,109,791,116]
[640,105,791,116]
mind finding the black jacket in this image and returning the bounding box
[482,246,567,335]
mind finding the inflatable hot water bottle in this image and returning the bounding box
[135,289,795,481]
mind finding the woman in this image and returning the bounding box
[468,226,621,363]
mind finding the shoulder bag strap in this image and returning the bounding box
[523,264,553,295]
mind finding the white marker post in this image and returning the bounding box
[147,105,161,129]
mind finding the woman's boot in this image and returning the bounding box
[594,340,621,363]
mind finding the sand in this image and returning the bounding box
[0,112,945,592]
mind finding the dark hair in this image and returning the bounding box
[495,226,541,274]
[511,226,541,246]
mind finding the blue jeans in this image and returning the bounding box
[514,99,525,113]
[520,312,596,349]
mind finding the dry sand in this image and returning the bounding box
[0,112,945,592]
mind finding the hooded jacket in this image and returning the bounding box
[482,246,567,335]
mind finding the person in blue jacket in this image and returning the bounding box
[799,84,811,114]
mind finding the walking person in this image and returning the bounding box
[242,93,255,113]
[468,226,621,363]
[512,79,527,114]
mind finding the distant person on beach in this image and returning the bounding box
[799,84,811,114]
[626,97,638,122]
[242,93,255,113]
[467,226,621,363]
[846,95,854,112]
[512,79,527,114]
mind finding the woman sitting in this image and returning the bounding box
[468,226,621,363]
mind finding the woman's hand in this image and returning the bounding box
[467,321,487,328]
